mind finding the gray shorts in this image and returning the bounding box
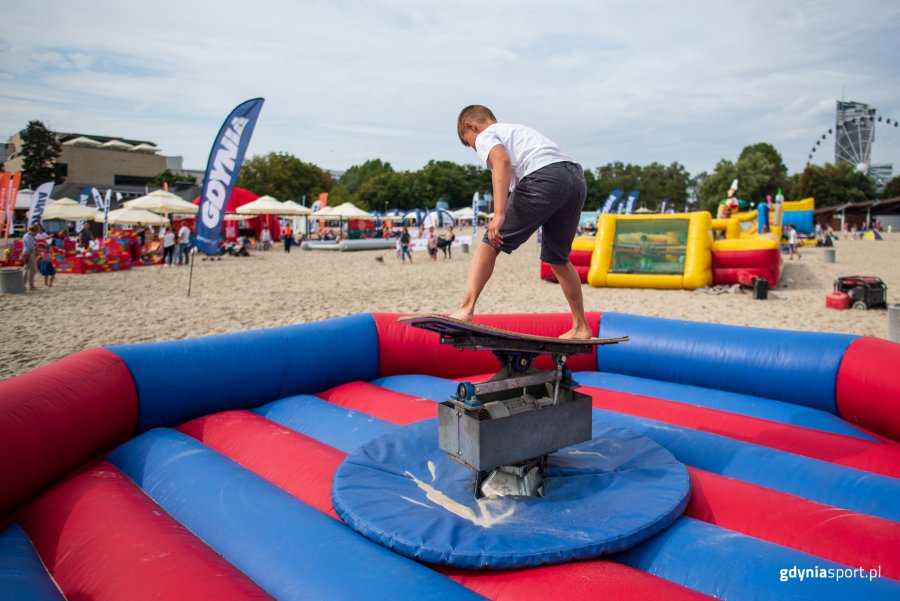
[484,161,586,264]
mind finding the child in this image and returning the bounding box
[450,105,590,339]
[37,240,56,287]
[427,226,438,261]
[788,224,801,260]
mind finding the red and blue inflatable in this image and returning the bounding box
[1,312,899,599]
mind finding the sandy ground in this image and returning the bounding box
[2,233,898,381]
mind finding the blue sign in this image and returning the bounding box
[599,189,623,214]
[195,98,265,255]
[624,191,640,214]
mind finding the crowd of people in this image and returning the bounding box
[393,225,457,264]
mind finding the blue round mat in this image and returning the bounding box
[332,413,691,569]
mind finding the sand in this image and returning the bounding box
[2,233,898,381]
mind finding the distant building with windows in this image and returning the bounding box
[3,131,167,188]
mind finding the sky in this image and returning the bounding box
[2,0,899,180]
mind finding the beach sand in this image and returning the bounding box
[2,233,898,381]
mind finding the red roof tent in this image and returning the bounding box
[191,188,281,241]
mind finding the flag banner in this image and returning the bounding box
[91,187,105,210]
[472,191,479,235]
[29,181,55,226]
[0,173,9,236]
[599,189,623,214]
[102,189,112,237]
[75,187,92,232]
[195,97,265,255]
[624,191,640,214]
[660,198,667,214]
[5,172,22,236]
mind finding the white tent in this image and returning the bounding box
[420,208,457,228]
[41,198,100,221]
[237,195,310,216]
[125,190,198,215]
[311,202,373,219]
[98,207,169,226]
[452,207,488,222]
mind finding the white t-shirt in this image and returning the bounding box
[163,231,176,247]
[475,123,575,190]
[178,225,190,244]
[789,229,798,245]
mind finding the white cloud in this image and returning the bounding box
[1,0,899,177]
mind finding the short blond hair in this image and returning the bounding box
[457,105,497,145]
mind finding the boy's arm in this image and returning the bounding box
[487,145,512,246]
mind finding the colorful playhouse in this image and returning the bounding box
[1,312,898,600]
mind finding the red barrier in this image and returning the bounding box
[836,337,900,442]
[17,461,272,600]
[373,312,602,378]
[0,348,137,518]
[711,248,782,286]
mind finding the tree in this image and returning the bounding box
[355,171,433,211]
[590,161,691,211]
[151,169,197,187]
[21,120,62,189]
[738,142,789,197]
[882,176,900,199]
[339,159,393,195]
[419,160,473,207]
[790,163,876,207]
[237,152,331,202]
[698,159,738,212]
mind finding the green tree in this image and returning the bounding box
[790,163,876,207]
[420,160,473,207]
[882,176,900,199]
[355,171,433,211]
[339,159,393,195]
[698,159,738,212]
[237,152,331,201]
[151,169,197,187]
[738,142,789,197]
[21,120,62,189]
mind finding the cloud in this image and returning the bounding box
[1,0,899,179]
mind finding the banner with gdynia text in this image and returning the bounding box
[195,98,265,255]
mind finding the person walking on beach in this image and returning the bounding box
[177,222,191,265]
[399,226,413,263]
[161,226,176,267]
[440,225,456,259]
[427,226,438,261]
[37,239,56,288]
[282,224,293,253]
[21,224,39,291]
[449,105,590,339]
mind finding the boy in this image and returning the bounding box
[788,224,801,260]
[449,105,591,339]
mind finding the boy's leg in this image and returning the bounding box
[550,261,592,339]
[448,242,500,321]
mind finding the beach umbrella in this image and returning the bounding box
[98,206,169,226]
[125,190,199,215]
[237,195,309,216]
[224,213,257,221]
[310,202,373,219]
[421,208,457,228]
[279,200,312,215]
[41,198,101,222]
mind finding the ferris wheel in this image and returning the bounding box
[806,103,900,187]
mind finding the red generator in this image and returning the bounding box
[833,276,888,310]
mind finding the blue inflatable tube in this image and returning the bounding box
[591,410,900,520]
[253,395,395,454]
[108,314,379,431]
[106,429,480,601]
[0,525,65,601]
[596,312,856,413]
[616,517,899,601]
[369,374,458,401]
[574,372,878,442]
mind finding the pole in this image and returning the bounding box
[187,249,195,297]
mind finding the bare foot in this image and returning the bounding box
[559,325,593,340]
[447,308,474,322]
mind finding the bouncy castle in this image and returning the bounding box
[1,311,898,600]
[542,199,816,289]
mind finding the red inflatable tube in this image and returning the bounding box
[711,248,782,286]
[318,381,438,425]
[182,408,711,601]
[178,411,344,519]
[685,468,900,579]
[17,461,272,601]
[372,312,602,378]
[836,337,900,443]
[583,386,900,478]
[0,348,138,518]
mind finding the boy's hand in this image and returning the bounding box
[488,214,505,246]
